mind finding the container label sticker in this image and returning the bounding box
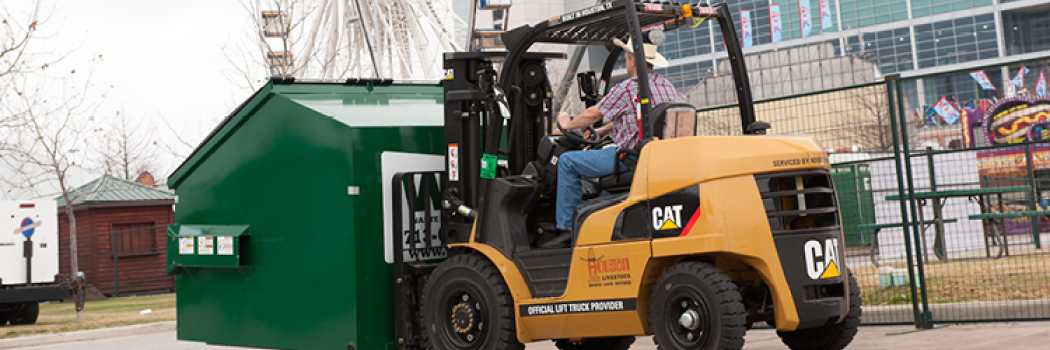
[448,144,459,181]
[198,236,214,255]
[217,236,234,255]
[179,237,195,255]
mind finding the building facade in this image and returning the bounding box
[654,0,1050,108]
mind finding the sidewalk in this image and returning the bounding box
[0,321,175,349]
[0,320,1047,349]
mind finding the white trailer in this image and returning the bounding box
[0,200,68,325]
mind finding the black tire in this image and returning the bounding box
[649,261,746,350]
[776,269,862,350]
[8,302,39,325]
[554,336,635,350]
[421,254,523,350]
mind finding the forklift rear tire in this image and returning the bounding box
[8,302,39,325]
[421,254,523,350]
[776,269,862,350]
[649,261,746,350]
[554,336,635,350]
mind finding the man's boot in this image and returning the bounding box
[540,230,572,249]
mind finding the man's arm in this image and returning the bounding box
[556,106,603,130]
[596,122,614,136]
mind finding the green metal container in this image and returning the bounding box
[831,163,877,246]
[167,81,445,350]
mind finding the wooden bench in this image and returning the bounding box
[859,219,958,266]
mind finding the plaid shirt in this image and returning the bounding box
[596,69,679,150]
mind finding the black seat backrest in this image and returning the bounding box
[650,102,698,139]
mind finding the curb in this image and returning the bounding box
[0,321,176,349]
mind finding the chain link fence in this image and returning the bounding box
[690,55,1050,327]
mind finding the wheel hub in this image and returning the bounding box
[451,303,475,334]
[679,309,701,330]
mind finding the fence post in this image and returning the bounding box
[1024,144,1042,249]
[895,78,935,329]
[885,74,929,329]
[112,230,119,297]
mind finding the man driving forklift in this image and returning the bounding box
[543,38,680,248]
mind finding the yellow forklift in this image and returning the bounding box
[392,2,861,349]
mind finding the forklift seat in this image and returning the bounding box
[597,170,633,193]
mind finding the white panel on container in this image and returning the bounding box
[1,200,59,285]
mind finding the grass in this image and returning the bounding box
[0,294,176,339]
[854,250,1050,306]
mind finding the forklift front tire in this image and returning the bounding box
[421,253,523,350]
[649,261,746,350]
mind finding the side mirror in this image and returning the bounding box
[748,121,771,135]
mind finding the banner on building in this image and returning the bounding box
[769,4,782,43]
[741,10,752,48]
[799,0,812,38]
[969,70,998,93]
[819,0,832,30]
[932,97,960,125]
[1038,71,1047,96]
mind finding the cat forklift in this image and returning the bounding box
[391,1,861,349]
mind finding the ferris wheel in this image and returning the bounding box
[257,0,468,80]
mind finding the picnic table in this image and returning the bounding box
[885,185,1032,262]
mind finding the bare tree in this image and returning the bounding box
[844,85,893,150]
[0,0,104,322]
[93,111,158,181]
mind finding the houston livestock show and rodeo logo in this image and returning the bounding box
[581,248,631,287]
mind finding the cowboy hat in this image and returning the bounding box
[612,37,669,68]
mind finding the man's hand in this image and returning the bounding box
[557,112,572,130]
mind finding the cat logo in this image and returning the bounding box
[651,205,683,230]
[804,238,841,280]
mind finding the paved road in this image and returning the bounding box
[12,322,1050,350]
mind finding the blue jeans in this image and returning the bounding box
[556,147,628,230]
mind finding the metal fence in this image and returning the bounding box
[693,55,1050,328]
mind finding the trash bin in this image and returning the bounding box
[831,163,877,246]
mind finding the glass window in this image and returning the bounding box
[1002,9,1050,56]
[839,0,905,30]
[912,0,993,18]
[914,14,998,68]
[845,27,913,73]
[656,61,715,93]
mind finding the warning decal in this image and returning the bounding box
[179,237,195,255]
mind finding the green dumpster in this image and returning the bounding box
[167,80,445,350]
[831,163,877,246]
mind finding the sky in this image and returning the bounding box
[9,0,259,192]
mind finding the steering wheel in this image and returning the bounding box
[557,122,601,146]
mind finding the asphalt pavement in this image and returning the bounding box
[2,321,1048,350]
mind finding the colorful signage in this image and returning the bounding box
[741,10,752,48]
[1038,71,1047,96]
[932,97,961,125]
[819,0,832,30]
[769,4,782,43]
[1011,65,1030,88]
[799,0,812,38]
[970,70,998,92]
